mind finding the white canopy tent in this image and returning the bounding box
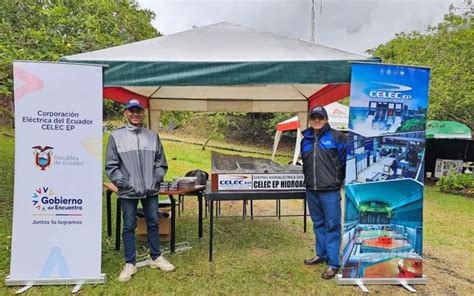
[272,102,349,164]
[63,22,375,133]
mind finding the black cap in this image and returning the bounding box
[309,105,328,118]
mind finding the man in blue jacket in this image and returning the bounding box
[301,105,346,279]
[106,99,175,283]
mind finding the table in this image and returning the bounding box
[103,182,205,253]
[205,186,307,261]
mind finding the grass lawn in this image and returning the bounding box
[0,127,473,295]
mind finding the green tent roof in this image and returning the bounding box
[61,22,379,86]
[426,120,472,140]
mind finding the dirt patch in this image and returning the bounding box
[250,248,269,257]
[421,245,474,295]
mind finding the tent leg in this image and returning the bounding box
[293,128,302,165]
[271,131,282,160]
[149,109,161,133]
[297,112,307,133]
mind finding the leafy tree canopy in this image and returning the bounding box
[369,1,473,129]
[0,0,158,120]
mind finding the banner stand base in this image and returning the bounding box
[335,274,427,293]
[5,273,106,294]
[15,284,33,294]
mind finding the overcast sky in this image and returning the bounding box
[136,0,464,55]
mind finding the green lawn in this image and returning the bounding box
[0,127,473,295]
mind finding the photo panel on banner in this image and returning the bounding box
[342,63,430,279]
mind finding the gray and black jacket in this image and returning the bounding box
[301,123,346,191]
[105,124,168,199]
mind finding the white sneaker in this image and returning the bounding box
[150,255,175,272]
[118,263,137,282]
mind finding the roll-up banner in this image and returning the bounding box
[6,62,105,286]
[340,63,430,282]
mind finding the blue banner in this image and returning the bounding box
[342,63,430,279]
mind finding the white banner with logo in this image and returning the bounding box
[217,174,305,191]
[340,63,429,283]
[7,61,104,285]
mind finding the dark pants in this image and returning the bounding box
[306,190,342,268]
[121,195,160,264]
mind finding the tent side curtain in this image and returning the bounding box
[308,83,350,109]
[104,87,149,108]
[63,59,378,86]
[277,117,300,131]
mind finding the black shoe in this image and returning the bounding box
[321,267,339,279]
[304,256,326,265]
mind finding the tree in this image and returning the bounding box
[368,1,474,130]
[0,0,159,124]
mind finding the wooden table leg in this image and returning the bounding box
[250,200,254,220]
[303,196,307,233]
[106,190,112,237]
[115,198,121,251]
[169,194,176,252]
[209,200,214,262]
[278,199,281,220]
[198,192,203,238]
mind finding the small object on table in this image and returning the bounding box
[174,177,197,190]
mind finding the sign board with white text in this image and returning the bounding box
[213,173,305,191]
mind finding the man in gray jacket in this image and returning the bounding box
[106,99,174,283]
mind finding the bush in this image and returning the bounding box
[103,100,124,120]
[160,111,194,129]
[221,112,295,146]
[436,173,474,194]
[0,105,14,127]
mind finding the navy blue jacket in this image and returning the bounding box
[301,123,346,191]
